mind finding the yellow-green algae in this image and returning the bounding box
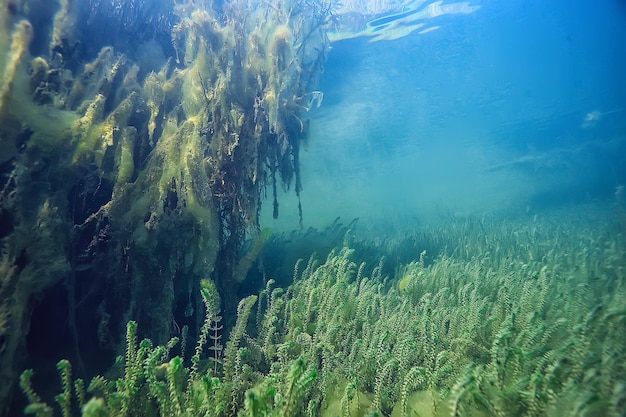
[0,0,330,412]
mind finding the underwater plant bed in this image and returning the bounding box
[19,208,626,417]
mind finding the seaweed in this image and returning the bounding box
[19,210,626,416]
[0,0,330,412]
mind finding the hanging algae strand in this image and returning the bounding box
[0,0,330,412]
[0,19,32,115]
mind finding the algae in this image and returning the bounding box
[0,0,330,413]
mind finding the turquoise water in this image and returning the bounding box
[263,0,626,231]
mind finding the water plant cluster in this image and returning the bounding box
[21,207,626,416]
[0,0,330,409]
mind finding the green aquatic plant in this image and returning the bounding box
[1,0,330,410]
[235,229,273,284]
[263,210,625,417]
[17,209,626,416]
[19,292,317,417]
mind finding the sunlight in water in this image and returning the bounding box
[329,0,480,42]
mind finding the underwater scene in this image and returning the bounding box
[1,0,625,416]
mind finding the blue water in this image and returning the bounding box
[262,0,626,231]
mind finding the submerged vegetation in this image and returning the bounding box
[19,208,626,416]
[1,1,625,416]
[1,0,329,412]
